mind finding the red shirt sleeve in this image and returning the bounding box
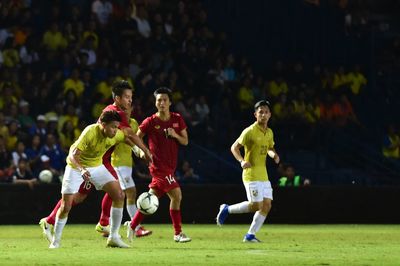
[139,116,151,134]
[177,114,187,132]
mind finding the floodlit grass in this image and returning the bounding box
[0,224,399,265]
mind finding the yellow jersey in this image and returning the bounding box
[237,122,275,182]
[67,124,125,168]
[111,118,139,167]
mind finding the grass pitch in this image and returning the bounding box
[0,224,399,265]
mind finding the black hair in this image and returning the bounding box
[99,110,121,124]
[254,100,271,111]
[153,87,172,100]
[112,80,132,99]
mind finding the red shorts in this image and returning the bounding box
[78,180,94,194]
[149,173,180,197]
[77,161,118,194]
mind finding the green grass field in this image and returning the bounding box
[0,224,399,265]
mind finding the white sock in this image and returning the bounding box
[228,201,249,214]
[248,211,266,235]
[53,217,68,242]
[126,204,137,219]
[110,207,123,238]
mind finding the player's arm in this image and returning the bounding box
[231,140,251,169]
[122,127,152,162]
[166,128,189,146]
[68,147,91,181]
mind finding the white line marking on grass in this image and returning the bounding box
[246,250,267,255]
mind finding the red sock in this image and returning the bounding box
[46,199,77,225]
[130,211,145,230]
[99,193,113,226]
[170,209,182,235]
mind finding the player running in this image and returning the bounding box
[216,100,280,242]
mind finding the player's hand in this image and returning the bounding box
[80,168,91,181]
[240,160,251,169]
[273,154,280,164]
[166,128,178,138]
[144,149,153,164]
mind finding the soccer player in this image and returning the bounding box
[216,100,280,242]
[98,107,152,238]
[49,110,132,248]
[39,81,152,240]
[127,87,191,243]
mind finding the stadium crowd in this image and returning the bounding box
[0,0,397,186]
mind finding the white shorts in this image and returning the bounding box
[115,166,135,190]
[61,165,117,194]
[243,181,273,202]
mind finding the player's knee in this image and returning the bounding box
[262,200,272,213]
[249,202,262,212]
[116,190,125,202]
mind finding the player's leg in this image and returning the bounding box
[167,187,191,243]
[40,193,87,243]
[89,164,130,248]
[119,166,153,238]
[244,181,273,243]
[42,181,91,227]
[125,187,137,218]
[101,180,130,248]
[216,182,254,226]
[96,162,118,236]
[96,193,112,236]
[127,187,161,241]
[50,193,74,248]
[48,165,82,248]
[128,178,163,240]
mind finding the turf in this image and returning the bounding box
[0,224,399,265]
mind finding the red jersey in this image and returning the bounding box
[100,104,130,170]
[99,104,130,129]
[139,112,187,177]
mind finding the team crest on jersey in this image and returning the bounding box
[155,125,160,129]
[173,123,179,128]
[252,189,258,197]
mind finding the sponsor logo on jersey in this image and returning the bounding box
[252,189,258,197]
[155,125,160,129]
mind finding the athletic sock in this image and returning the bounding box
[126,204,137,220]
[109,207,123,238]
[248,211,266,235]
[130,211,145,231]
[53,217,67,242]
[228,201,250,214]
[99,193,112,226]
[170,209,182,235]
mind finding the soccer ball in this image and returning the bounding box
[136,192,159,215]
[39,169,53,183]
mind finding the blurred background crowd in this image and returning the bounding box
[0,0,400,187]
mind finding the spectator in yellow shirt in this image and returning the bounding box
[237,77,254,111]
[268,77,288,98]
[63,68,85,98]
[42,22,66,51]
